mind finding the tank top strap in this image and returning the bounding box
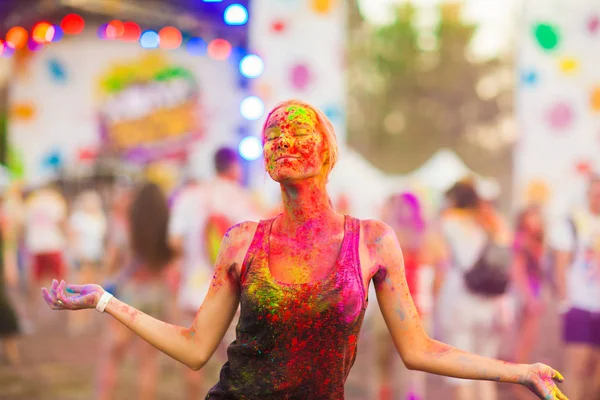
[240,217,276,285]
[338,216,366,301]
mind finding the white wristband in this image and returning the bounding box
[96,292,114,313]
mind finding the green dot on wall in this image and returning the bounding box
[533,23,560,51]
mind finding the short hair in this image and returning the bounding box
[447,179,480,209]
[261,100,338,175]
[214,147,239,174]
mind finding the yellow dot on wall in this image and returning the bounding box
[525,179,551,205]
[559,57,579,74]
[10,103,36,121]
[311,0,335,14]
[591,86,600,112]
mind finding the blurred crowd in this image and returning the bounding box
[0,146,599,400]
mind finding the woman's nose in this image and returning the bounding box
[278,135,291,148]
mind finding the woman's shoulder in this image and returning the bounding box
[354,218,395,244]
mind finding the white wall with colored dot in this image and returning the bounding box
[514,0,600,218]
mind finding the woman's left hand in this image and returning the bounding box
[521,363,568,400]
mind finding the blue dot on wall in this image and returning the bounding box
[323,105,344,122]
[42,149,63,170]
[48,58,67,83]
[521,70,538,86]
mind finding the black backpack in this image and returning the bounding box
[463,237,512,296]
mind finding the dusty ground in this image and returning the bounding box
[0,293,564,400]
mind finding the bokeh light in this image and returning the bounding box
[2,43,15,58]
[6,27,28,49]
[140,30,160,49]
[0,40,4,57]
[121,22,141,42]
[158,26,182,49]
[239,54,264,78]
[61,14,85,35]
[28,39,43,52]
[207,38,232,60]
[108,20,125,39]
[186,37,207,56]
[240,96,265,120]
[238,136,263,161]
[51,25,64,42]
[32,22,55,43]
[224,4,249,26]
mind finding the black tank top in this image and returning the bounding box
[206,215,367,399]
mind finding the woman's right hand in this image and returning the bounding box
[41,279,105,311]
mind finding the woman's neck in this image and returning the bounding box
[278,179,337,234]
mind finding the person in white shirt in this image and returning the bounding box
[168,147,263,399]
[25,185,67,285]
[549,174,600,400]
[67,190,107,335]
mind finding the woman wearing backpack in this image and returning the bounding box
[437,179,513,400]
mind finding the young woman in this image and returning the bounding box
[95,182,174,400]
[510,205,547,399]
[377,191,447,400]
[43,100,567,400]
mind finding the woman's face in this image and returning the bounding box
[524,208,543,232]
[263,105,327,183]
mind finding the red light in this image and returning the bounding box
[108,20,124,38]
[6,26,28,49]
[207,38,232,60]
[61,14,85,35]
[32,22,55,43]
[121,22,141,42]
[158,26,182,49]
[0,40,4,56]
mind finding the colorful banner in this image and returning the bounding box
[97,53,202,163]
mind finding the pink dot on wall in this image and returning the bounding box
[271,20,286,34]
[290,64,312,91]
[547,102,574,130]
[588,15,599,34]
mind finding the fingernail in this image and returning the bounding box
[66,287,74,294]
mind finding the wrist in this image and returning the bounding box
[96,290,114,313]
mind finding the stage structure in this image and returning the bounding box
[2,1,259,189]
[1,0,348,195]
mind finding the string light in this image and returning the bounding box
[61,14,85,35]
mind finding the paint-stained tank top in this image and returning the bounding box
[206,215,367,400]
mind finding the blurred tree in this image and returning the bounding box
[347,1,515,185]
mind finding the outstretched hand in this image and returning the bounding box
[41,279,105,311]
[522,363,568,400]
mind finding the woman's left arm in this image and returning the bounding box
[367,220,568,400]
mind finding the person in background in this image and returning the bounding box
[377,191,448,400]
[96,182,173,400]
[24,183,68,321]
[436,179,513,400]
[67,190,107,335]
[510,205,547,399]
[169,146,263,399]
[0,190,21,365]
[549,174,600,400]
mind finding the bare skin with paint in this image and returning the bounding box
[43,100,568,400]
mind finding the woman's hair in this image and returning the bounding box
[446,179,480,210]
[261,99,338,175]
[515,205,544,242]
[128,182,173,271]
[385,192,426,233]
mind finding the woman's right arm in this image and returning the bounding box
[44,221,256,371]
